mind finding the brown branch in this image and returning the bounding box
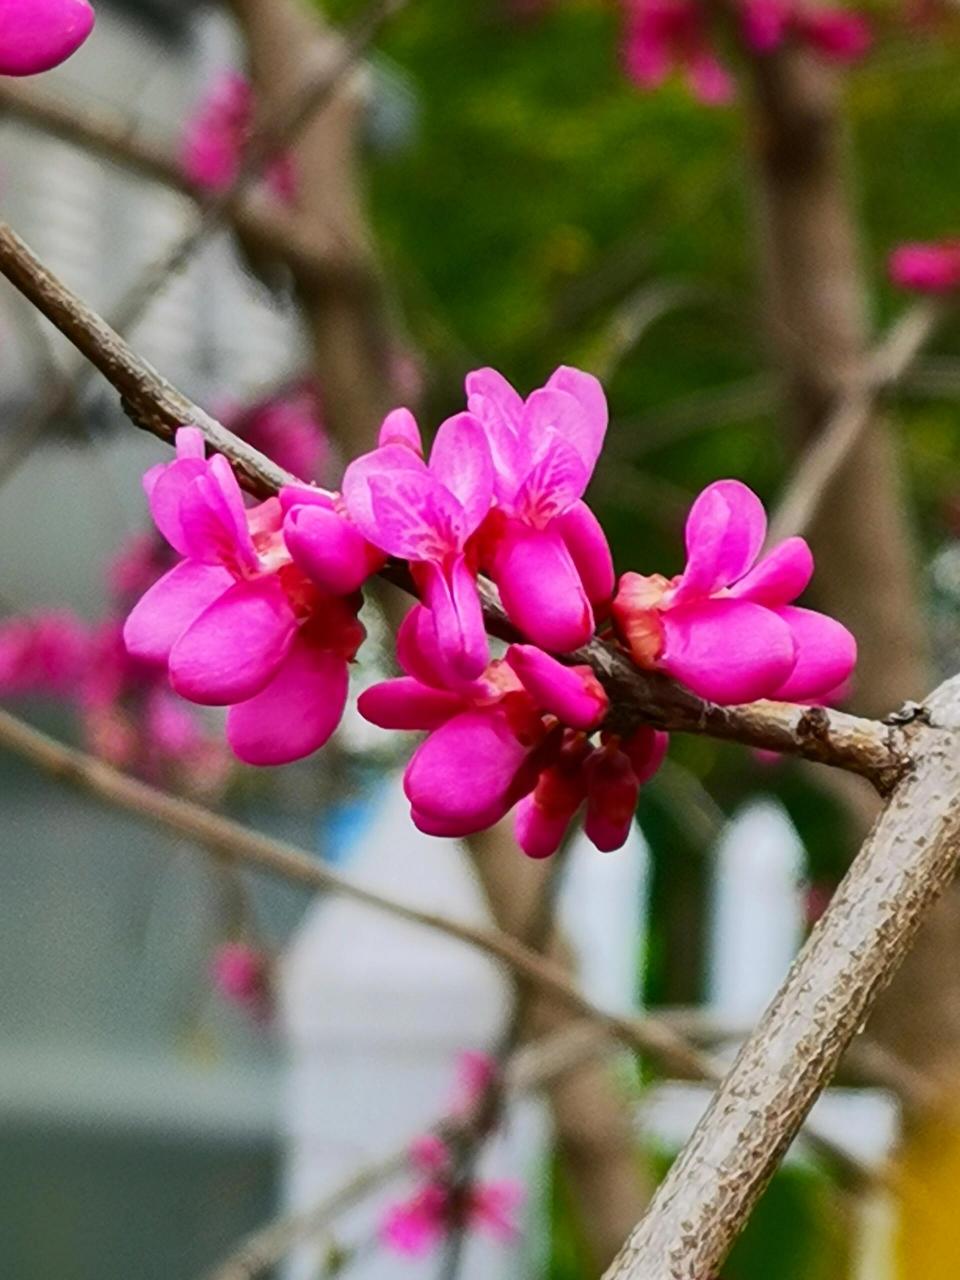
[0,77,358,290]
[601,676,960,1279]
[0,703,872,1186]
[0,220,906,783]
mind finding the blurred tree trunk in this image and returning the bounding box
[226,0,652,1265]
[746,45,958,1279]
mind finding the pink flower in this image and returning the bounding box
[221,381,329,483]
[180,71,297,204]
[0,611,91,696]
[620,0,735,105]
[0,0,94,76]
[360,606,665,856]
[343,409,495,679]
[381,1132,525,1257]
[741,0,871,62]
[467,366,615,651]
[123,427,369,766]
[889,241,960,294]
[212,941,270,1013]
[612,479,856,705]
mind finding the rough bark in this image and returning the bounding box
[601,676,960,1280]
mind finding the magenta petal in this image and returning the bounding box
[423,556,489,680]
[404,708,531,833]
[729,536,813,606]
[675,479,767,601]
[123,560,234,664]
[284,505,377,594]
[175,426,206,459]
[169,576,296,705]
[513,431,589,526]
[0,0,95,76]
[396,605,451,688]
[556,500,615,604]
[429,412,494,535]
[465,367,524,432]
[544,367,608,472]
[226,635,348,765]
[378,407,423,454]
[147,458,209,555]
[659,598,796,704]
[358,677,465,730]
[768,606,857,702]
[341,445,429,545]
[278,484,336,514]
[506,645,607,730]
[494,522,594,652]
[514,795,572,860]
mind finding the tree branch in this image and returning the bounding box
[0,220,907,783]
[601,676,960,1279]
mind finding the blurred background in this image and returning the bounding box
[0,0,958,1277]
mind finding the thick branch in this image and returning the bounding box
[602,677,960,1280]
[0,220,905,782]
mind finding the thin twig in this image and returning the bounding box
[206,1022,614,1280]
[0,705,872,1186]
[0,219,909,786]
[767,300,943,546]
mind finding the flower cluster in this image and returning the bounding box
[180,70,298,203]
[122,427,374,766]
[380,1052,524,1257]
[620,0,870,106]
[119,364,856,857]
[0,0,94,77]
[889,240,960,294]
[0,609,230,791]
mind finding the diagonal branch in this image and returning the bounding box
[0,704,873,1186]
[0,219,905,782]
[767,299,943,545]
[602,676,960,1280]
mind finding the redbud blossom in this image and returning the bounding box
[212,942,271,1016]
[123,428,370,766]
[344,410,494,679]
[180,71,297,203]
[889,241,960,294]
[613,479,856,704]
[467,365,615,651]
[0,0,94,76]
[360,606,665,856]
[620,0,735,105]
[741,0,871,62]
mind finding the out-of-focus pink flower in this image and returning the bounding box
[360,606,665,856]
[889,241,960,294]
[467,365,615,651]
[620,0,735,105]
[453,1051,497,1113]
[123,427,370,766]
[804,879,837,926]
[343,409,494,679]
[222,381,329,483]
[180,71,297,203]
[741,0,871,62]
[382,1104,525,1258]
[81,622,231,789]
[0,0,95,76]
[108,533,176,606]
[613,479,856,705]
[212,941,271,1014]
[0,611,91,696]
